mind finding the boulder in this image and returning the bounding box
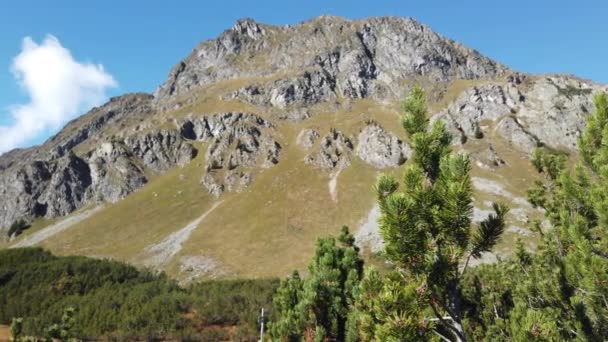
[355,122,410,168]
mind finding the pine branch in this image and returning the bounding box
[469,203,509,259]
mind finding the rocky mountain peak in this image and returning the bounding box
[154,15,508,101]
[231,18,266,40]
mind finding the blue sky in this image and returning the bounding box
[1,0,607,152]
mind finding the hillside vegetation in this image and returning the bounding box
[0,247,278,341]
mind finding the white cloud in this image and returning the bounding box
[0,35,117,154]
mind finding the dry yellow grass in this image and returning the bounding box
[11,77,544,279]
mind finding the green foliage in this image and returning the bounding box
[46,307,76,341]
[401,86,429,137]
[7,219,30,238]
[0,247,278,340]
[270,227,364,341]
[270,271,304,341]
[460,91,608,341]
[579,92,608,173]
[514,93,608,340]
[10,318,23,342]
[368,87,508,341]
[189,277,279,336]
[352,268,431,342]
[469,203,508,259]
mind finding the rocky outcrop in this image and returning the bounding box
[494,116,540,152]
[37,155,92,218]
[514,76,599,150]
[226,70,337,109]
[125,130,197,172]
[355,122,411,168]
[471,144,506,169]
[305,129,354,170]
[155,16,508,102]
[88,142,148,203]
[433,75,606,153]
[0,156,91,231]
[180,112,281,195]
[296,129,320,149]
[433,84,520,144]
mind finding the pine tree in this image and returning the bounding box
[511,92,608,340]
[270,271,304,342]
[459,92,608,341]
[270,226,364,341]
[372,86,508,341]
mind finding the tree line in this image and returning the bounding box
[0,248,278,341]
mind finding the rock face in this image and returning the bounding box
[296,129,320,149]
[180,113,281,195]
[494,116,540,152]
[88,142,148,202]
[0,155,93,229]
[155,16,508,102]
[434,84,520,144]
[125,130,197,172]
[305,129,354,170]
[432,75,606,153]
[0,94,155,173]
[355,122,411,168]
[226,71,337,110]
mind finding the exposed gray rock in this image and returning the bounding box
[472,177,530,207]
[37,155,92,218]
[227,70,336,109]
[201,173,224,197]
[355,204,383,253]
[181,112,274,141]
[296,129,320,149]
[305,129,354,170]
[0,93,155,171]
[125,130,197,172]
[355,122,410,168]
[472,144,506,169]
[155,16,508,102]
[88,142,147,202]
[0,154,96,234]
[433,84,520,144]
[494,116,540,152]
[180,112,280,195]
[514,76,600,150]
[432,75,606,153]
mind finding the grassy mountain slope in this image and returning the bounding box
[7,78,543,280]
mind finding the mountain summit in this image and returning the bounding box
[1,16,606,280]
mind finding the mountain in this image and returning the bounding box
[1,16,606,281]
